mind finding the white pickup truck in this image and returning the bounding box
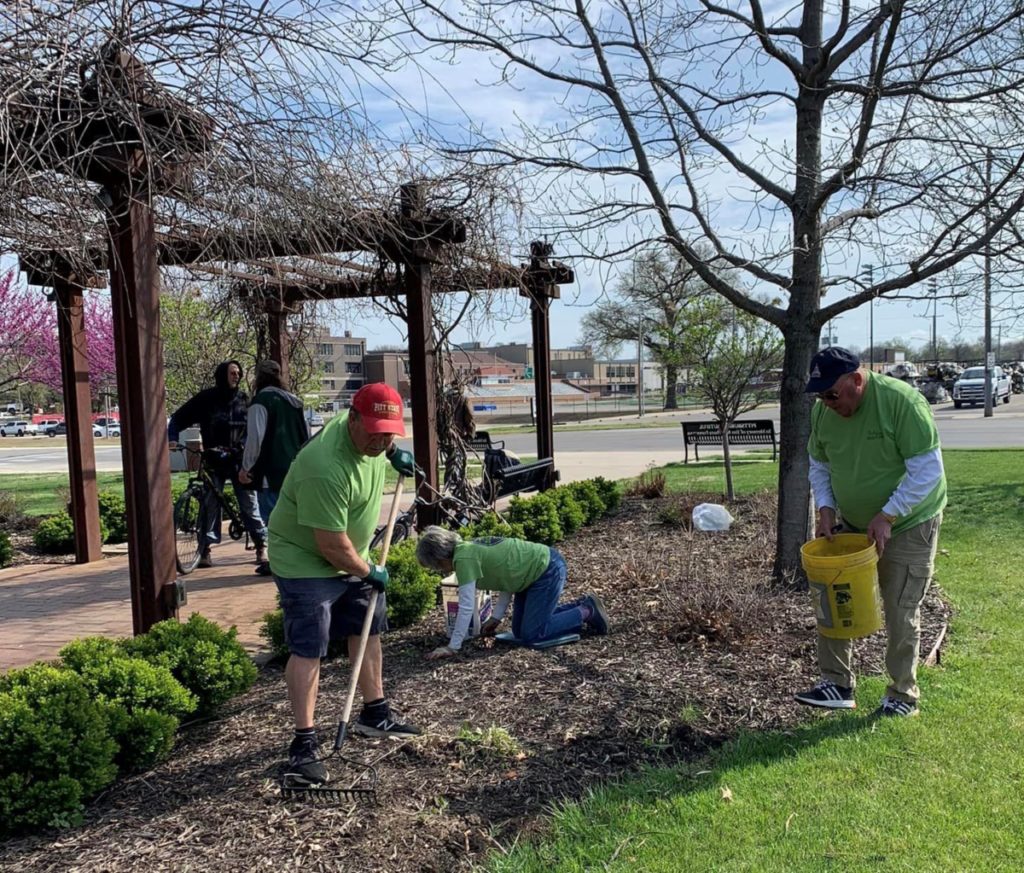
[952,366,1011,408]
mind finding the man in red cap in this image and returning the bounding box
[268,383,419,785]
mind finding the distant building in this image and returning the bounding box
[314,331,366,408]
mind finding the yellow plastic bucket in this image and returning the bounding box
[800,534,883,639]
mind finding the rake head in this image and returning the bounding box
[279,756,378,805]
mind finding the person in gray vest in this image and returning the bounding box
[239,360,310,575]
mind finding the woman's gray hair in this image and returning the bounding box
[416,526,463,573]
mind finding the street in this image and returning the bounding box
[1,402,1022,475]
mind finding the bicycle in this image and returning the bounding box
[369,473,492,551]
[172,445,254,574]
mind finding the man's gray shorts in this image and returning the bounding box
[273,575,388,658]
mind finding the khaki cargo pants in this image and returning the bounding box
[819,514,941,703]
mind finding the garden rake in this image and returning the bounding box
[280,474,407,805]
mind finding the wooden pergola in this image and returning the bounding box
[8,50,573,634]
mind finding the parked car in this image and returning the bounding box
[46,422,68,437]
[35,418,63,434]
[307,412,325,428]
[94,423,122,438]
[0,420,31,437]
[952,366,1011,408]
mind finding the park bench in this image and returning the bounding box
[470,430,558,499]
[681,420,777,464]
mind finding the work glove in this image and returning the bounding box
[363,563,389,592]
[388,447,416,477]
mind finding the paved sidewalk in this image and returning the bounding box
[0,450,687,671]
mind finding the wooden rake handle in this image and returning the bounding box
[337,475,406,740]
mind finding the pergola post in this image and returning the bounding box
[401,183,440,528]
[53,275,104,562]
[106,184,178,633]
[267,300,290,385]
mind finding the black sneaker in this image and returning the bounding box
[794,680,856,710]
[581,592,610,635]
[352,707,422,739]
[284,735,328,784]
[198,550,213,568]
[873,696,919,718]
[254,561,272,577]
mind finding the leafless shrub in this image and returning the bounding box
[0,490,24,527]
[626,469,666,499]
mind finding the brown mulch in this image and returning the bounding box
[3,528,77,567]
[0,494,948,872]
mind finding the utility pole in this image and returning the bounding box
[637,319,645,418]
[864,264,875,371]
[984,148,994,418]
[929,276,938,363]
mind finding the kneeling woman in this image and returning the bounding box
[415,526,609,660]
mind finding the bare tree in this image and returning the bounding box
[369,0,1024,578]
[687,306,784,501]
[580,246,725,409]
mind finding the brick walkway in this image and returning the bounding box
[0,539,277,670]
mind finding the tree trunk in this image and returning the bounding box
[772,325,819,583]
[721,421,735,502]
[664,363,678,409]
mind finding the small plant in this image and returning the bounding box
[0,529,12,568]
[259,607,290,661]
[32,511,109,554]
[549,487,587,537]
[374,539,441,629]
[657,504,688,528]
[59,637,197,773]
[121,613,257,715]
[459,512,526,541]
[507,492,564,545]
[0,665,118,838]
[97,489,128,544]
[627,468,666,499]
[566,480,606,525]
[591,476,622,513]
[0,489,24,526]
[454,723,523,759]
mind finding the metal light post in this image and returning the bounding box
[984,148,994,418]
[929,276,938,363]
[864,263,875,371]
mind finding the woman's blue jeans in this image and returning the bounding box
[511,548,585,644]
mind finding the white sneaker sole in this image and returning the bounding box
[794,694,856,710]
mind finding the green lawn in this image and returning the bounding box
[490,449,1024,872]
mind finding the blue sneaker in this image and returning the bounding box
[581,593,609,635]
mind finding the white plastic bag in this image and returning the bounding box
[692,503,734,532]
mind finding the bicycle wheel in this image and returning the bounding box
[370,516,412,551]
[173,486,204,575]
[228,518,244,541]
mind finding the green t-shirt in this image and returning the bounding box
[268,413,385,578]
[808,371,946,534]
[453,537,551,593]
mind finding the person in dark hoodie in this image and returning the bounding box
[238,360,310,575]
[167,360,267,569]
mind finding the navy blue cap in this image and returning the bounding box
[805,347,860,393]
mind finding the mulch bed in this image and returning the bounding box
[0,493,948,871]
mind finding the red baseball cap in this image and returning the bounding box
[351,383,406,436]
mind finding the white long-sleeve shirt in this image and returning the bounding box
[809,448,945,520]
[448,582,513,651]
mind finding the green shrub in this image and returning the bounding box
[97,490,128,544]
[376,539,441,629]
[591,476,622,514]
[459,512,526,541]
[0,665,117,837]
[32,512,108,554]
[566,480,606,525]
[121,614,256,715]
[0,529,12,568]
[549,487,587,536]
[507,492,564,545]
[32,512,75,553]
[59,637,197,773]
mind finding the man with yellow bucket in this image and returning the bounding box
[794,348,946,718]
